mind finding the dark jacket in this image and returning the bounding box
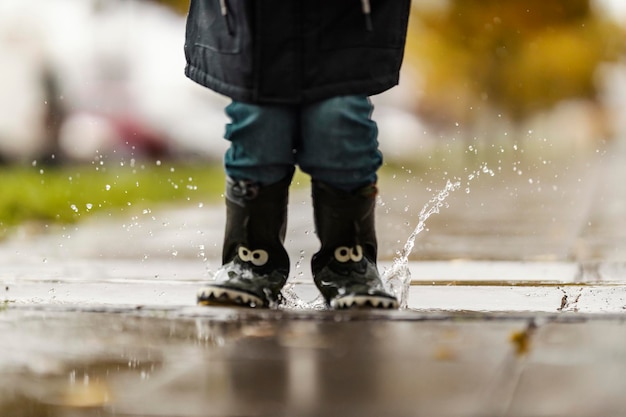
[184,0,411,104]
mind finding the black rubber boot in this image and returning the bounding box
[311,181,398,309]
[197,176,291,308]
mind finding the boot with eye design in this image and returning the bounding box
[311,181,398,309]
[197,175,291,308]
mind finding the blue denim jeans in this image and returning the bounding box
[223,95,382,191]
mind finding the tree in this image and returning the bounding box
[406,0,624,132]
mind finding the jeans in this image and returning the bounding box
[223,95,382,191]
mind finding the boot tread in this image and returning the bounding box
[331,294,399,310]
[197,285,265,308]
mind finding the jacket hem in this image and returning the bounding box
[185,64,398,105]
[185,64,254,103]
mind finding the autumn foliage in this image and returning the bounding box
[405,0,624,127]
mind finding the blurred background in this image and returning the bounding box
[0,0,624,164]
[0,0,625,244]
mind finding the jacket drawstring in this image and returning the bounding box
[360,0,373,31]
[220,0,234,35]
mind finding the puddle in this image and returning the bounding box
[0,309,247,417]
[0,307,535,417]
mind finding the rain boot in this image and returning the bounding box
[311,181,398,309]
[197,176,291,308]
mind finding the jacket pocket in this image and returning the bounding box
[315,0,411,51]
[187,0,240,54]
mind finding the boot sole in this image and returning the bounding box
[197,286,266,308]
[331,295,399,310]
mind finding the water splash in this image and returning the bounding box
[281,250,327,310]
[280,284,327,311]
[384,179,461,308]
[384,163,495,308]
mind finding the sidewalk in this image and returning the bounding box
[1,137,626,416]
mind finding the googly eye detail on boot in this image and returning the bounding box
[238,247,251,261]
[334,245,363,263]
[250,249,269,266]
[238,246,269,266]
[350,245,363,262]
[334,246,352,263]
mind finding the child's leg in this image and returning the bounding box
[297,95,382,191]
[297,95,397,309]
[198,101,297,308]
[224,101,297,185]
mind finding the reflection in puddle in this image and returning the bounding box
[1,357,162,417]
[0,311,196,416]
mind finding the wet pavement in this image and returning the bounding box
[1,136,626,416]
[2,307,626,417]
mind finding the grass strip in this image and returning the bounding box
[0,161,225,238]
